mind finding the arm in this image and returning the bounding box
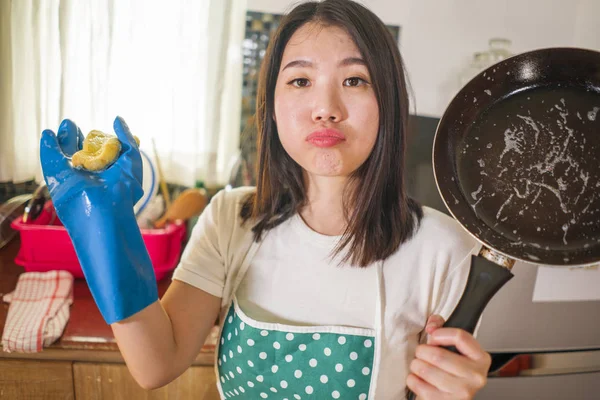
[112,281,221,389]
[40,117,223,389]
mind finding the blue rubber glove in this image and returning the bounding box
[40,116,158,324]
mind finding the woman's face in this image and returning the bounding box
[274,23,379,179]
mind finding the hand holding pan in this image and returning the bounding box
[407,47,600,400]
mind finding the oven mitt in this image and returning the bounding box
[39,116,158,324]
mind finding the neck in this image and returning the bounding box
[300,173,349,236]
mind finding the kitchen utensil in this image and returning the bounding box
[0,194,33,249]
[11,211,186,281]
[133,149,159,216]
[136,195,165,229]
[407,47,600,399]
[152,138,171,209]
[22,182,49,223]
[153,188,208,229]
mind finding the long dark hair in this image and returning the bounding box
[241,0,423,267]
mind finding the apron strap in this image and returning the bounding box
[368,261,384,398]
[228,239,263,305]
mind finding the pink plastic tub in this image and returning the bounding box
[10,205,186,281]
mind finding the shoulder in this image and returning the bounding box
[188,186,256,248]
[391,206,481,270]
[417,207,477,252]
[209,186,256,223]
[212,186,255,207]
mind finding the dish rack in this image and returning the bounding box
[10,203,186,281]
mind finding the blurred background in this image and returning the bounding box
[2,0,599,193]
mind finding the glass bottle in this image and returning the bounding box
[459,51,492,88]
[487,38,513,64]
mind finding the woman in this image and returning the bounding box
[40,0,491,398]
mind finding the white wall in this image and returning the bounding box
[573,0,600,50]
[247,0,600,117]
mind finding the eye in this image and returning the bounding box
[344,77,368,87]
[288,78,310,88]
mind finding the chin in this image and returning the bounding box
[312,169,345,177]
[306,163,354,178]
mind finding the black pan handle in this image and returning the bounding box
[406,255,514,400]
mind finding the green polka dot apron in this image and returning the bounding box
[215,243,384,399]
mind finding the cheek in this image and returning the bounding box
[351,99,379,152]
[274,93,308,150]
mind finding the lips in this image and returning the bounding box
[306,129,346,148]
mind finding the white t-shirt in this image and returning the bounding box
[173,187,481,399]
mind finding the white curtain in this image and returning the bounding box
[0,0,246,187]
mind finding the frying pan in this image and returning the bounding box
[407,47,600,399]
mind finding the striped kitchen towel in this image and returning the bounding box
[2,270,73,353]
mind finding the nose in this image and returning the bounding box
[311,85,344,123]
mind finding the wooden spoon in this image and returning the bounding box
[153,188,208,229]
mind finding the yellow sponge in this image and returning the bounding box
[72,130,139,171]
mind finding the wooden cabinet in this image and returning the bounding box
[0,239,221,399]
[73,363,220,400]
[0,360,74,400]
[0,359,220,400]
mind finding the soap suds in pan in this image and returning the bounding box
[456,86,599,256]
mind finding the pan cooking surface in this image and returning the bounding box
[456,84,600,263]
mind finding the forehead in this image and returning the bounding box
[281,22,361,61]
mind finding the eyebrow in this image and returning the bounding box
[281,57,366,71]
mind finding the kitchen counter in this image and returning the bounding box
[0,238,221,399]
